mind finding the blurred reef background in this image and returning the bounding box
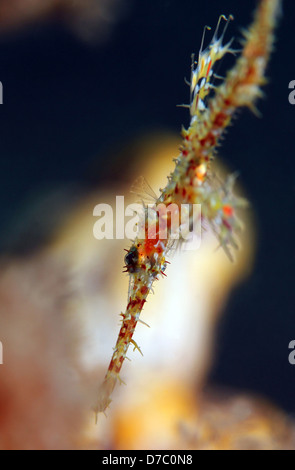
[0,0,294,449]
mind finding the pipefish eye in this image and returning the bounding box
[124,246,139,273]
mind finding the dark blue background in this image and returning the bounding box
[0,0,294,414]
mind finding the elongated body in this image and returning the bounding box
[95,0,281,415]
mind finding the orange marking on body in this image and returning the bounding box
[223,205,234,217]
[195,163,207,181]
[206,59,212,78]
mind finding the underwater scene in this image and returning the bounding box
[0,0,294,451]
